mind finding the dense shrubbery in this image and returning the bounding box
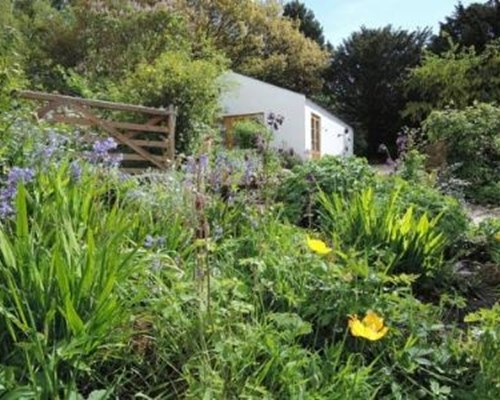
[0,115,499,399]
[424,103,500,205]
[0,0,499,397]
[276,156,375,226]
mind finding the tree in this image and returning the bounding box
[0,0,26,109]
[326,26,430,156]
[175,0,329,96]
[283,0,326,48]
[430,0,500,54]
[404,40,500,122]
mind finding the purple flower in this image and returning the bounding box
[396,134,408,154]
[267,113,285,131]
[199,154,209,171]
[144,235,166,249]
[86,138,121,168]
[70,161,82,182]
[243,156,254,185]
[0,201,14,219]
[92,138,118,155]
[156,236,166,247]
[0,167,35,220]
[144,235,155,249]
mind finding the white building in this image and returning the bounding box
[219,72,354,159]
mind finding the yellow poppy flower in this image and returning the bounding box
[348,311,389,341]
[306,235,332,255]
[495,233,500,242]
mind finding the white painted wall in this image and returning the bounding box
[219,72,354,159]
[305,100,354,158]
[219,72,307,156]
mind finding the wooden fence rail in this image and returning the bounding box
[18,90,177,173]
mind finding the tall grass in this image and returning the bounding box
[0,164,145,398]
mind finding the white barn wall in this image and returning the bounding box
[219,73,307,156]
[305,100,354,157]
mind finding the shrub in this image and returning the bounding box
[232,119,269,149]
[423,103,500,205]
[318,187,447,277]
[377,177,470,245]
[112,50,227,154]
[276,156,375,226]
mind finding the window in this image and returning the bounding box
[222,113,264,148]
[311,113,321,158]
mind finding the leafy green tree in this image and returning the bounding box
[405,40,500,122]
[0,0,26,109]
[110,50,227,153]
[283,0,327,48]
[176,0,330,96]
[327,26,429,156]
[430,0,500,54]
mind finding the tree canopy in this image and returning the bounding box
[175,0,330,96]
[405,40,500,122]
[326,26,430,156]
[283,0,327,48]
[430,0,500,54]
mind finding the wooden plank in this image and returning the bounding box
[167,106,177,164]
[19,90,173,116]
[121,153,163,162]
[70,104,166,169]
[129,139,170,148]
[50,115,170,134]
[37,101,61,119]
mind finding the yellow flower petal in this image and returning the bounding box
[306,236,332,255]
[348,311,389,341]
[495,233,500,242]
[362,310,384,332]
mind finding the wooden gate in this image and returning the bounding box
[19,90,177,174]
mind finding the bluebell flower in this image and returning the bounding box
[144,235,155,249]
[156,236,166,247]
[70,161,82,182]
[86,138,121,168]
[0,167,35,220]
[144,235,166,249]
[199,154,209,171]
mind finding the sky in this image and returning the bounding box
[303,0,487,45]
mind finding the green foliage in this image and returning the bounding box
[423,103,500,204]
[177,0,330,96]
[327,26,430,156]
[0,164,146,397]
[375,177,470,246]
[463,304,500,399]
[430,0,500,54]
[232,119,269,149]
[283,0,328,48]
[319,187,447,277]
[463,218,500,266]
[405,42,500,122]
[111,50,226,153]
[276,156,376,226]
[0,0,26,110]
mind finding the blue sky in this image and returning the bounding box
[303,0,486,45]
